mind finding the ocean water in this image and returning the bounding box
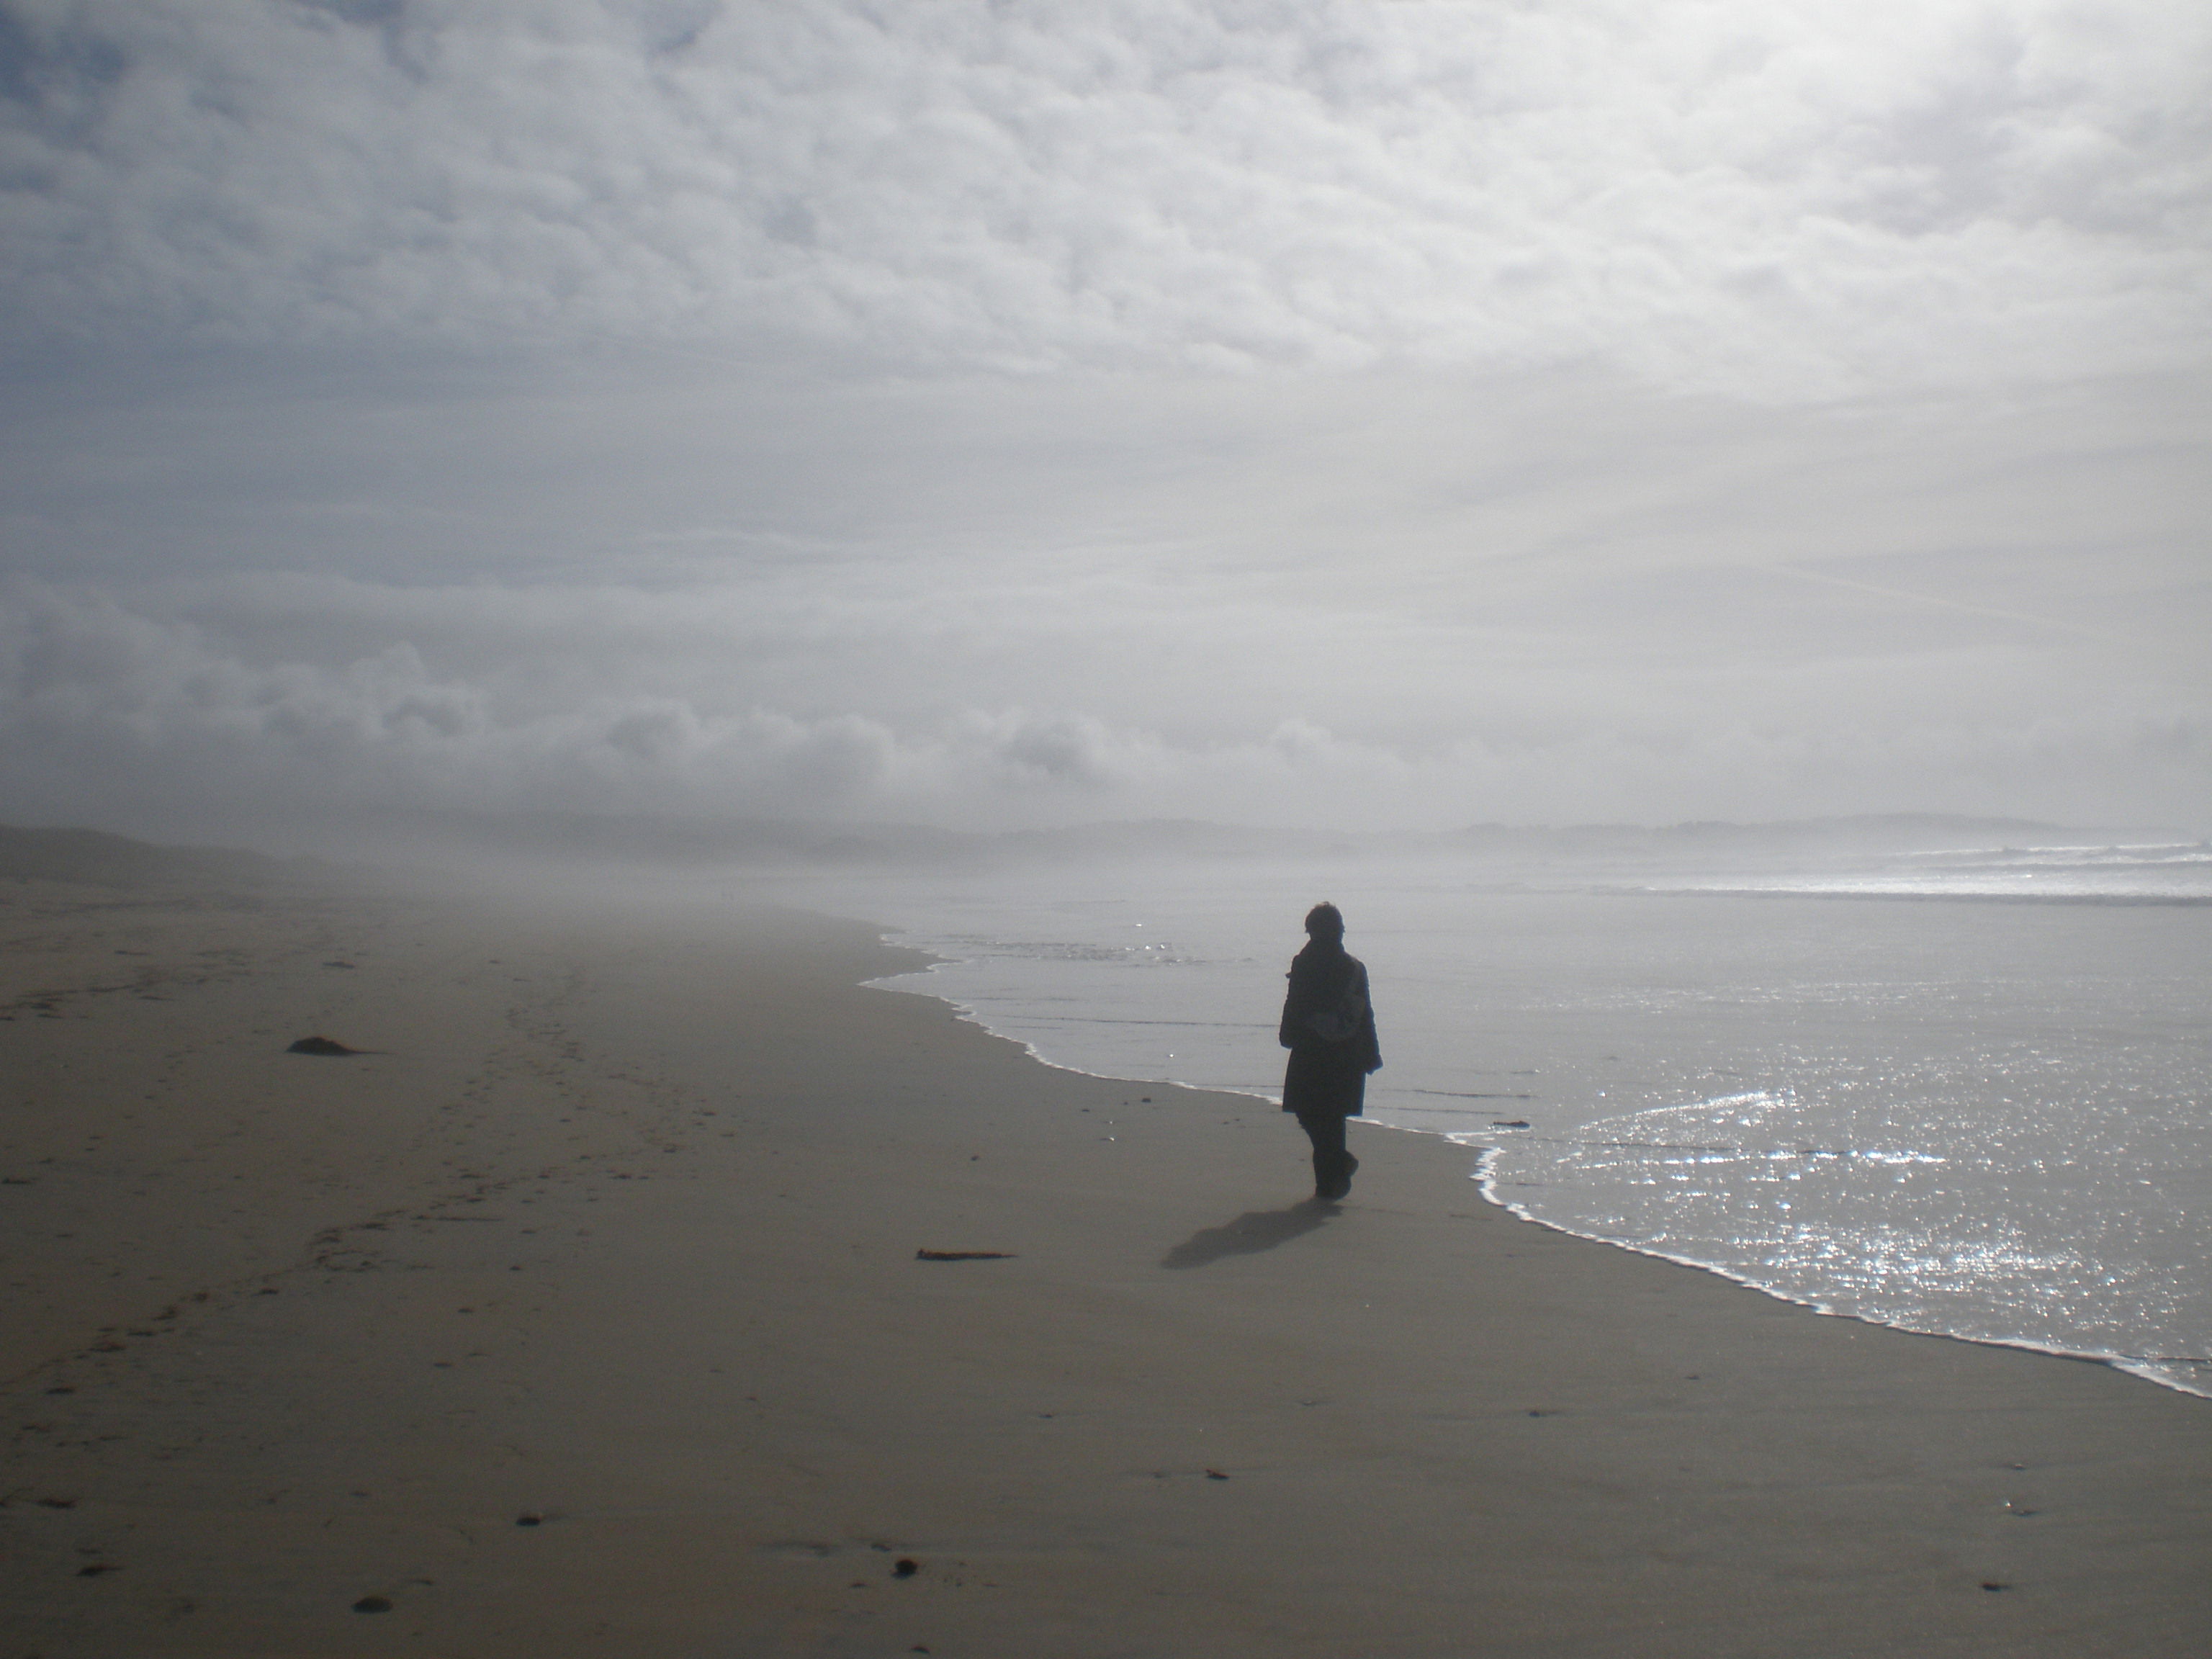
[768,842,2212,1397]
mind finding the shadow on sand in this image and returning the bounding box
[1160,1197,1339,1270]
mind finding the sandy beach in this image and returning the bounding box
[3,858,2208,1658]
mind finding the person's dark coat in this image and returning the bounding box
[1279,940,1382,1119]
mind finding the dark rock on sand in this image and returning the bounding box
[287,1036,361,1056]
[352,1595,392,1613]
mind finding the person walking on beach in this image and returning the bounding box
[1280,902,1382,1201]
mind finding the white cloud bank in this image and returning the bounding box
[4,0,2207,397]
[6,570,2206,844]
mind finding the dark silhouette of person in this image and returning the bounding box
[1279,902,1382,1200]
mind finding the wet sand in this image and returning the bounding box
[2,867,2208,1657]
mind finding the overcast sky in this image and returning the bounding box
[3,0,2208,845]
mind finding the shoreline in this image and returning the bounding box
[4,871,2208,1655]
[869,950,2212,1407]
[1464,1130,2212,1403]
[860,909,2212,1407]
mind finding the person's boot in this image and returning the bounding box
[1321,1151,1357,1201]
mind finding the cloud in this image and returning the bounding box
[1,7,2204,845]
[3,0,2206,396]
[5,577,2207,842]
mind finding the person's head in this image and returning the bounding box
[1304,902,1345,943]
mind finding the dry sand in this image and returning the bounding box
[1,863,2207,1658]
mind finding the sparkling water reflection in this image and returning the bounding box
[767,855,2212,1397]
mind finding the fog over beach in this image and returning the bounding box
[3,3,2209,1653]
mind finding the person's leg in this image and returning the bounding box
[1294,1110,1323,1192]
[1298,1110,1349,1197]
[1337,1077,1364,1196]
[1322,1112,1357,1197]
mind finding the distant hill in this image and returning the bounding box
[287,807,2181,873]
[6,812,2184,885]
[1501,811,2070,840]
[1444,814,2106,860]
[0,824,333,890]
